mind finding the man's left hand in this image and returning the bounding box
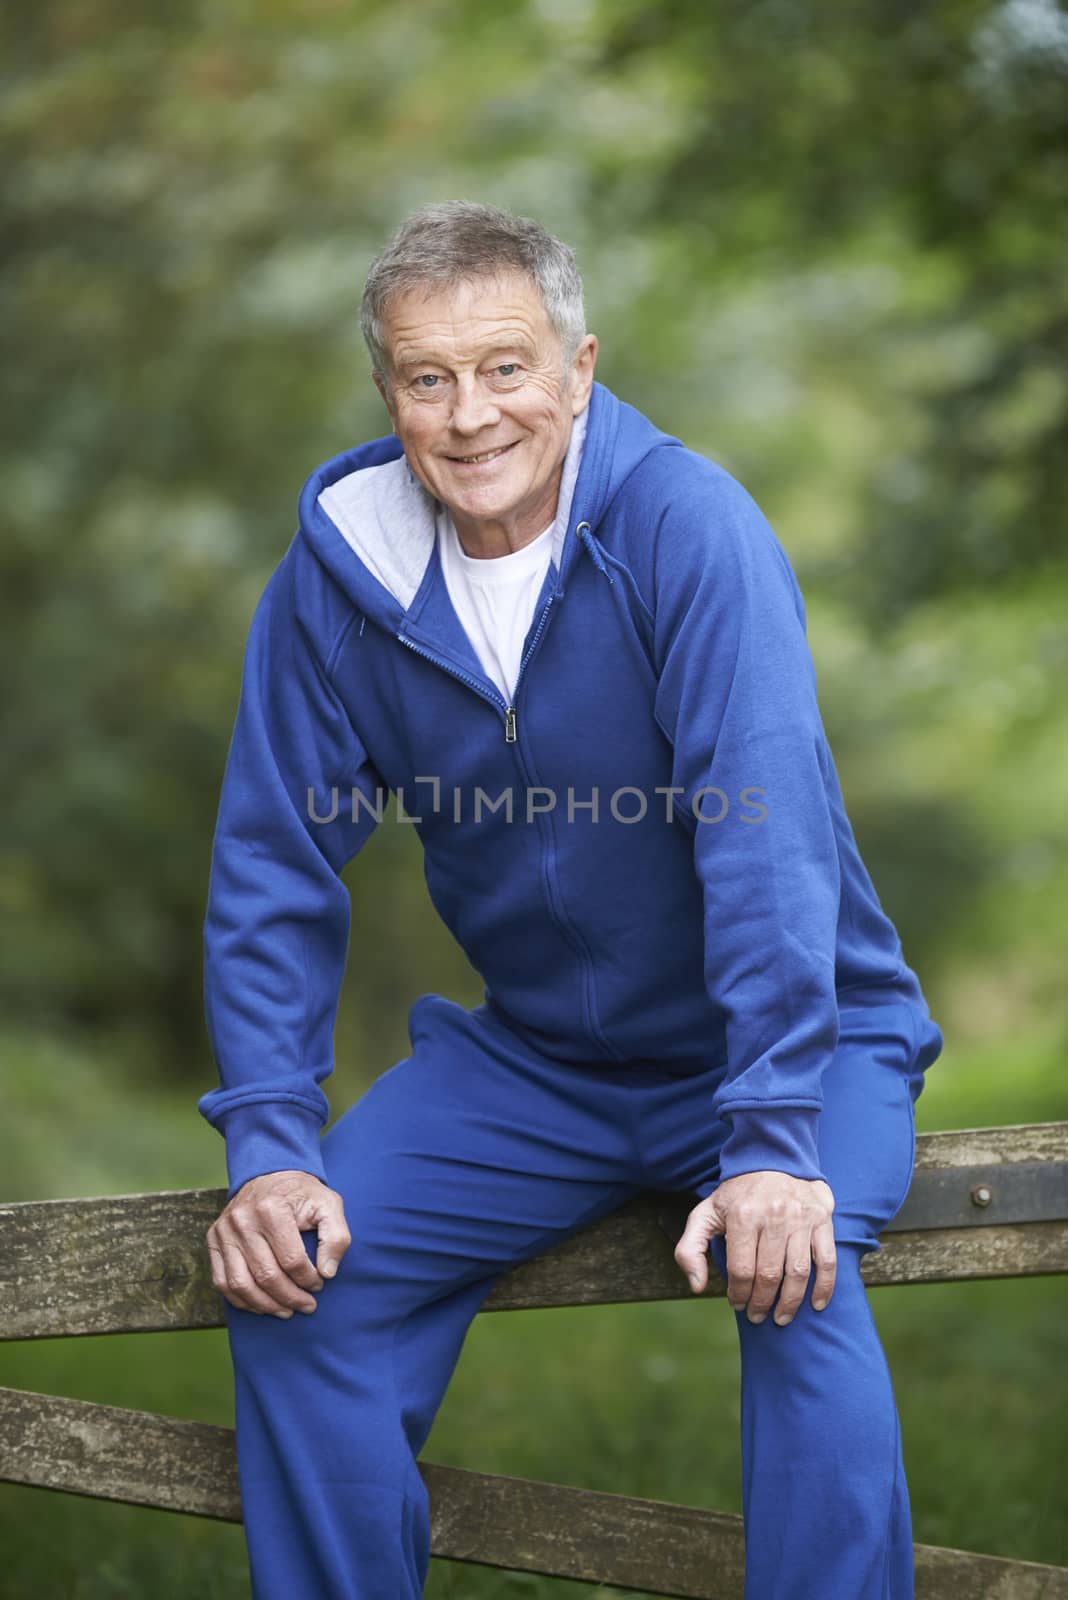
[674,1173,836,1326]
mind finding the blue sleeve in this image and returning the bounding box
[197,551,384,1199]
[651,463,840,1185]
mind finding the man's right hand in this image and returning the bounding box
[206,1170,352,1319]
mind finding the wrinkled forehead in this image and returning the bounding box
[379,268,556,367]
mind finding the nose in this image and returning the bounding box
[448,373,501,438]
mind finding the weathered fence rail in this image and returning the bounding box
[2,1120,1066,1598]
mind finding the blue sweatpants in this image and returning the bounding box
[224,992,930,1599]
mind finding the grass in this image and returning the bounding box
[0,1020,1065,1597]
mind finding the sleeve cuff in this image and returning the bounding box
[715,1105,825,1185]
[212,1100,328,1200]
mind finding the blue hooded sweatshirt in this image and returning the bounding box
[198,380,944,1201]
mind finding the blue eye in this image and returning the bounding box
[417,375,440,389]
[497,364,519,377]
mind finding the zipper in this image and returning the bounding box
[394,510,609,740]
[496,618,617,1060]
[504,592,555,743]
[399,591,556,745]
[397,633,509,726]
[395,572,615,1059]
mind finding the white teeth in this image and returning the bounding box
[455,444,511,464]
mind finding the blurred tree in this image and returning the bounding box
[1,0,1063,1076]
[591,0,1068,624]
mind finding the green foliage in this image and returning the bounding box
[2,0,1066,1072]
[2,2,1066,1592]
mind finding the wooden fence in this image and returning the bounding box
[2,1121,1066,1597]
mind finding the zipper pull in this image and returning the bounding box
[505,706,517,743]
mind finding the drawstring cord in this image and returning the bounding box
[576,522,614,584]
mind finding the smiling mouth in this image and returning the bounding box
[446,441,519,465]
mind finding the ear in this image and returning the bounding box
[569,334,598,416]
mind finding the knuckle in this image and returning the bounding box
[249,1262,280,1287]
[757,1265,781,1286]
[276,1249,307,1272]
[221,1247,243,1277]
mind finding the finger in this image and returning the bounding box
[312,1196,352,1281]
[254,1202,326,1294]
[810,1220,837,1311]
[772,1230,814,1326]
[724,1208,760,1312]
[207,1234,255,1312]
[673,1203,719,1293]
[230,1226,319,1314]
[219,1241,295,1318]
[206,1239,235,1302]
[747,1220,790,1322]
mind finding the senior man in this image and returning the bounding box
[199,201,944,1600]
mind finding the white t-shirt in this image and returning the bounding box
[437,511,564,705]
[433,406,588,706]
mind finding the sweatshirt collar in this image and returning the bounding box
[298,381,634,628]
[311,398,591,625]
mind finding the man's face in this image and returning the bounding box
[373,270,597,551]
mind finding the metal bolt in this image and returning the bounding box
[970,1183,993,1208]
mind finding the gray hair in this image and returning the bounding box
[360,200,586,384]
